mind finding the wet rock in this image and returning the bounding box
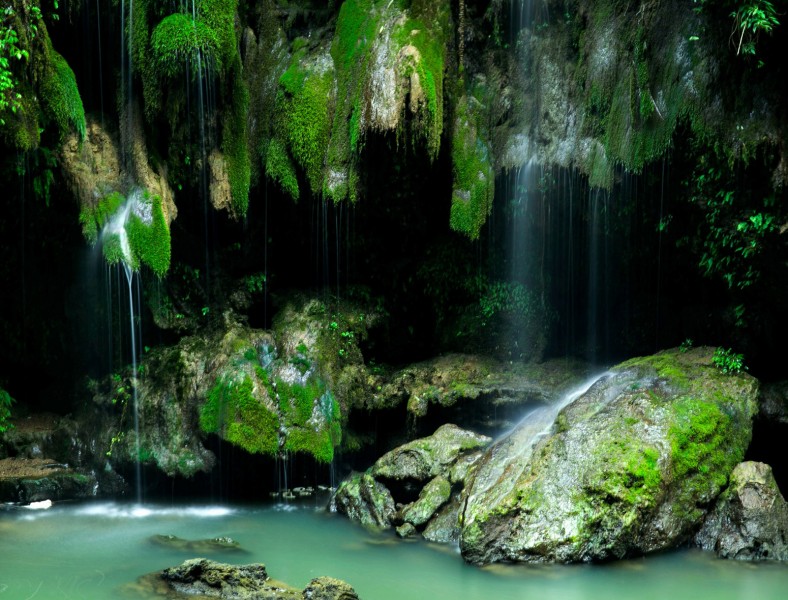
[460,347,759,565]
[366,354,590,433]
[422,496,461,544]
[333,471,396,529]
[302,576,360,600]
[335,424,490,541]
[149,534,246,554]
[695,462,788,560]
[371,424,491,482]
[398,476,451,527]
[759,381,788,425]
[131,559,359,599]
[0,457,97,503]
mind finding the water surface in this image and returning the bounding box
[1,500,786,599]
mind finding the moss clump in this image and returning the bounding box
[79,191,125,244]
[667,396,748,521]
[40,45,85,141]
[391,0,450,157]
[126,192,171,277]
[199,375,280,456]
[102,232,125,266]
[272,45,334,198]
[265,137,300,200]
[222,71,251,216]
[450,93,495,239]
[150,13,219,79]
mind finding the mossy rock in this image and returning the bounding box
[459,347,759,565]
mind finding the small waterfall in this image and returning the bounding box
[463,372,609,521]
[101,193,147,503]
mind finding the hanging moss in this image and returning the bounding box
[450,92,494,239]
[150,13,218,79]
[392,1,450,158]
[265,137,300,200]
[272,44,334,198]
[222,68,251,216]
[199,375,280,456]
[40,45,85,141]
[126,192,172,277]
[79,191,125,244]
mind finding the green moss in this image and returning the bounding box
[80,192,126,244]
[40,45,85,140]
[102,233,125,266]
[199,375,280,456]
[450,93,494,239]
[265,137,300,200]
[273,46,334,197]
[223,67,251,216]
[665,393,750,522]
[126,192,171,277]
[150,12,219,79]
[392,1,450,158]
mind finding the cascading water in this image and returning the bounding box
[462,372,609,523]
[100,192,148,504]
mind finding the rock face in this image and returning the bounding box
[696,462,788,560]
[459,347,759,564]
[133,558,359,599]
[334,424,490,540]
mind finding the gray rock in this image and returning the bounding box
[696,461,788,560]
[422,496,461,544]
[302,576,360,600]
[149,534,246,554]
[759,381,788,425]
[460,347,759,565]
[131,559,359,599]
[332,471,396,529]
[398,475,451,527]
[396,522,418,538]
[158,558,299,599]
[371,424,491,482]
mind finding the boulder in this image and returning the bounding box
[398,476,452,528]
[422,496,462,544]
[460,347,759,564]
[371,424,491,482]
[0,457,98,503]
[132,559,360,599]
[302,577,360,600]
[334,424,491,541]
[332,472,396,529]
[695,461,788,560]
[759,381,788,425]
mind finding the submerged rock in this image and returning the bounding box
[132,558,359,599]
[460,347,759,564]
[149,534,245,554]
[695,461,788,561]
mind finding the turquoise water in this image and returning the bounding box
[1,500,786,599]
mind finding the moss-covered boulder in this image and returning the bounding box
[332,471,396,529]
[131,558,360,599]
[334,424,490,538]
[695,461,788,561]
[459,347,759,564]
[371,424,491,482]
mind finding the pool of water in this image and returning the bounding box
[1,499,786,599]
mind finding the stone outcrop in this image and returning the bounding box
[696,461,788,561]
[459,347,759,564]
[131,559,359,599]
[333,424,491,539]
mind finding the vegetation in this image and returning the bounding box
[712,347,746,374]
[0,387,14,433]
[150,13,218,79]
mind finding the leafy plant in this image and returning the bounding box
[0,387,14,433]
[730,0,779,56]
[712,347,746,374]
[680,338,694,353]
